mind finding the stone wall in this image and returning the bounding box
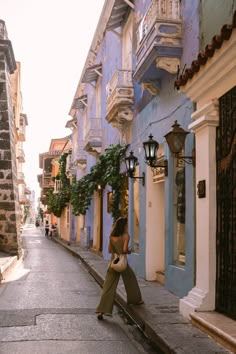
[0,20,21,256]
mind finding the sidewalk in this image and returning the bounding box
[0,237,234,353]
[0,252,18,282]
[51,237,233,354]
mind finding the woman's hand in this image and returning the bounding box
[127,248,132,254]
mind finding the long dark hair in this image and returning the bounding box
[110,217,128,237]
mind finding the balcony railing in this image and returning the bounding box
[53,180,62,194]
[43,177,54,188]
[84,118,102,154]
[134,0,182,84]
[17,148,25,163]
[73,141,87,169]
[137,0,181,47]
[106,69,134,125]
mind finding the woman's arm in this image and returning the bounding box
[123,233,131,254]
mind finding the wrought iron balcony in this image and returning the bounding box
[17,148,25,163]
[134,0,182,91]
[83,118,103,154]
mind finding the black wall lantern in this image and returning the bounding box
[164,120,195,166]
[143,134,168,176]
[125,151,145,186]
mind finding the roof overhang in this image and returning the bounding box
[65,118,77,130]
[69,0,134,117]
[106,0,134,31]
[72,95,88,110]
[39,150,62,168]
[82,64,102,83]
[175,10,236,92]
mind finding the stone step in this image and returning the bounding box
[191,311,236,353]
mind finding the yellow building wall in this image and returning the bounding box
[59,206,70,242]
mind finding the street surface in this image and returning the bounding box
[0,224,159,354]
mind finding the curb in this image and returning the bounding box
[0,255,18,282]
[52,237,170,353]
[52,237,232,354]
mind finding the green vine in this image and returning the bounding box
[46,151,71,217]
[71,144,127,220]
[47,145,127,221]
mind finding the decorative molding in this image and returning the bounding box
[189,99,219,133]
[156,57,180,74]
[141,80,161,95]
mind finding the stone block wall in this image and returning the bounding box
[0,20,21,256]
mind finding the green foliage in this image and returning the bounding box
[47,188,70,217]
[46,151,71,217]
[70,144,127,220]
[47,145,127,221]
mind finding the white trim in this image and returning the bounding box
[179,31,236,320]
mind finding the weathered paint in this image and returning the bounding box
[126,0,199,294]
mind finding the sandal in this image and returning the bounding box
[97,313,104,320]
[136,300,144,305]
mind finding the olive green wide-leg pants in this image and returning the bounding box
[96,264,142,315]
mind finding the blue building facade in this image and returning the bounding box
[68,0,201,298]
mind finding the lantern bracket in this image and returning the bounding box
[145,158,168,176]
[127,172,145,186]
[174,150,195,167]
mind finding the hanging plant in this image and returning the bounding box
[46,151,71,217]
[47,188,70,217]
[70,144,127,220]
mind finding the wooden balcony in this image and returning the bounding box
[106,69,134,127]
[134,0,182,91]
[42,176,54,189]
[18,125,26,142]
[17,148,25,163]
[53,180,62,194]
[83,118,102,154]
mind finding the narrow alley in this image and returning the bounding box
[0,224,158,354]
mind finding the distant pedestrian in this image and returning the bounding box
[96,217,143,320]
[45,220,50,237]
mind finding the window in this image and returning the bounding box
[133,167,140,253]
[173,159,186,265]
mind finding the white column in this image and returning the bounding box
[180,99,219,318]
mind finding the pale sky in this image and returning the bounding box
[0,0,105,197]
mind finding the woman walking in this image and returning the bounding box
[96,217,143,320]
